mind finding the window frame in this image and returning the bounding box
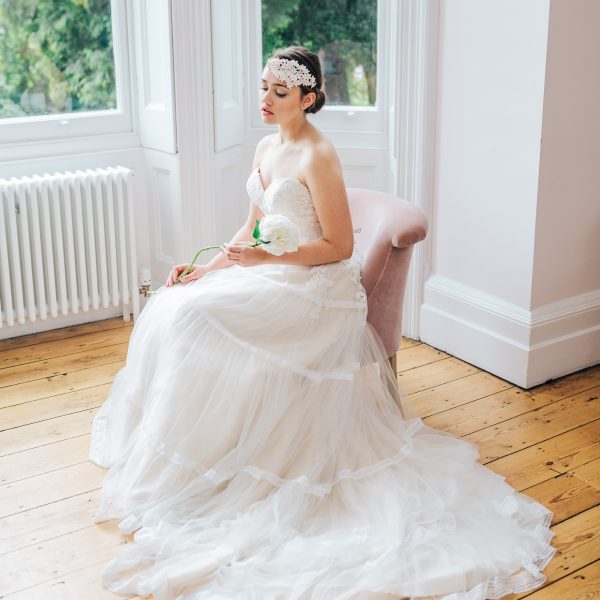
[245,0,390,147]
[0,0,133,145]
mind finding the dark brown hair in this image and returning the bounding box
[269,45,326,114]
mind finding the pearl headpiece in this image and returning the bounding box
[266,57,317,89]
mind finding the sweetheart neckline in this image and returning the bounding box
[253,167,310,195]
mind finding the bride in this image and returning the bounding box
[89,45,556,599]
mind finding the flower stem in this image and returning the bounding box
[174,245,222,284]
[174,239,271,285]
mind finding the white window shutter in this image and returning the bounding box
[211,0,244,152]
[132,0,177,153]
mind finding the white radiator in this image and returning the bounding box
[0,166,140,329]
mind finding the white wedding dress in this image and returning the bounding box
[89,167,556,600]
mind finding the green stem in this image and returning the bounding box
[174,239,270,284]
[174,245,222,284]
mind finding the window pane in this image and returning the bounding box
[0,0,116,119]
[261,0,377,107]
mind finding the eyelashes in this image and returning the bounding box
[260,88,286,97]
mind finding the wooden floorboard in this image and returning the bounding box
[0,317,598,599]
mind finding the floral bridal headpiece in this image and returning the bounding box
[266,57,317,89]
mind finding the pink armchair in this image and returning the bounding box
[346,187,429,373]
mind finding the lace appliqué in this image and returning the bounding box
[305,265,335,319]
[304,256,367,320]
[343,252,368,307]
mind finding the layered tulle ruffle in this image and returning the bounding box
[89,256,556,600]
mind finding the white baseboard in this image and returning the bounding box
[419,274,600,388]
[0,305,133,341]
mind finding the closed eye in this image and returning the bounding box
[260,87,286,97]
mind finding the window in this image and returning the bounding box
[261,0,378,107]
[248,0,389,145]
[0,0,132,144]
[0,0,116,119]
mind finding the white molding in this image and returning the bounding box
[391,0,441,341]
[0,133,142,165]
[0,304,136,341]
[420,274,600,388]
[531,289,600,324]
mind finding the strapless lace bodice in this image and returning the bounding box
[246,168,324,243]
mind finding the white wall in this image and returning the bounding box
[432,0,549,308]
[532,0,600,306]
[420,0,600,388]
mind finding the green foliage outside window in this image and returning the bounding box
[0,0,377,119]
[0,0,115,118]
[261,0,377,107]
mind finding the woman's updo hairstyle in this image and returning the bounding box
[269,45,326,114]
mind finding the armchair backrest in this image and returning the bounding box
[346,187,428,357]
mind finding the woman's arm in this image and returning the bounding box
[262,237,350,266]
[296,146,355,263]
[205,224,253,273]
[205,200,265,273]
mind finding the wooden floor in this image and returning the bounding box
[0,316,598,599]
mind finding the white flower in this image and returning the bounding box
[258,214,300,256]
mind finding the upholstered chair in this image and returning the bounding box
[346,187,429,374]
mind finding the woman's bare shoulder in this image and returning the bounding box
[304,131,341,174]
[252,134,277,168]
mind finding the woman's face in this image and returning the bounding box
[259,67,314,123]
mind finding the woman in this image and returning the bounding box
[89,46,556,599]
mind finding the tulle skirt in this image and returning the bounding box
[89,252,556,599]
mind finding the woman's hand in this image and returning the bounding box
[222,242,268,267]
[166,263,210,287]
